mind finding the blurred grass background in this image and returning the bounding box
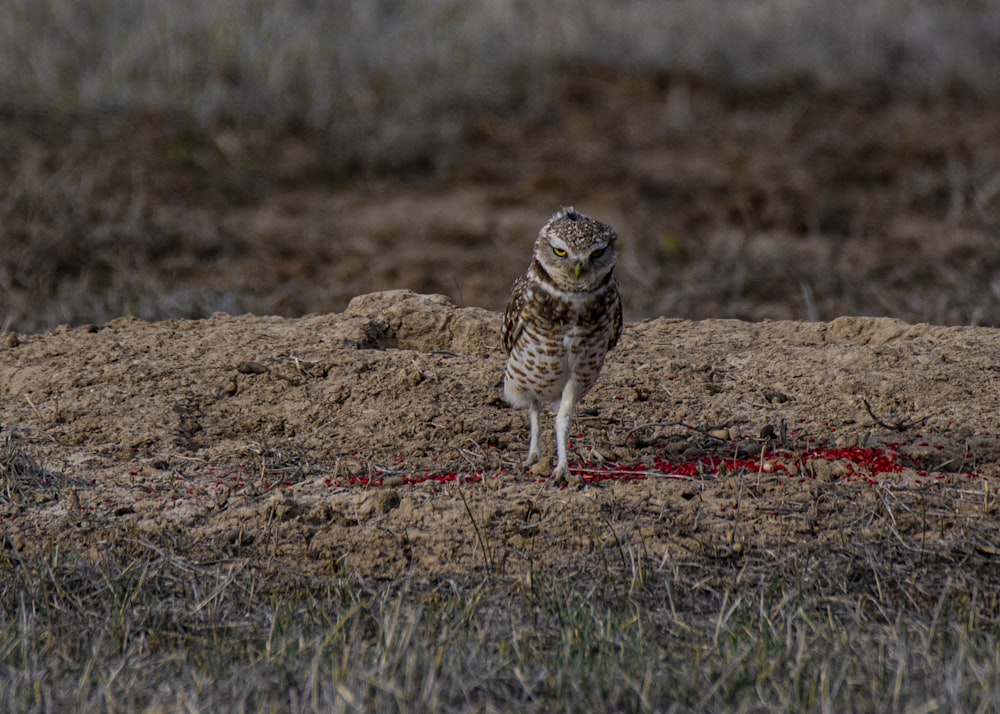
[2,0,1000,331]
[3,0,999,123]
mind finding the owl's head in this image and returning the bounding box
[533,207,618,291]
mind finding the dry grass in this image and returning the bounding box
[0,428,59,507]
[2,507,998,712]
[1,1,999,124]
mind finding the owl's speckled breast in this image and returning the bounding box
[502,279,620,411]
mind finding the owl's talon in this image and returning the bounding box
[550,468,584,488]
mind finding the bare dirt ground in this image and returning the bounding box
[2,290,999,596]
[2,68,1000,599]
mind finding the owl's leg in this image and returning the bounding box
[552,380,580,482]
[526,402,541,466]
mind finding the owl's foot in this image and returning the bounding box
[550,464,584,488]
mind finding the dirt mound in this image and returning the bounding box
[2,291,998,586]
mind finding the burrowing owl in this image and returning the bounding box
[501,207,622,482]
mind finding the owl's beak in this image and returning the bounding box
[573,263,583,280]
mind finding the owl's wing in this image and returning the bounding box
[501,275,529,355]
[607,277,623,352]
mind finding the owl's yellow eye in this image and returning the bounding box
[591,247,606,259]
[552,247,567,258]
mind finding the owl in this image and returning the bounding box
[501,206,623,483]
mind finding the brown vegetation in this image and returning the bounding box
[3,3,1000,707]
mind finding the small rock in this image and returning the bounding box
[529,459,551,477]
[762,389,791,404]
[808,459,849,482]
[237,361,269,375]
[834,434,859,448]
[397,367,424,387]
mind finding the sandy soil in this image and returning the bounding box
[2,291,999,588]
[2,68,999,593]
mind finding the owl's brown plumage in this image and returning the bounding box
[501,207,622,482]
